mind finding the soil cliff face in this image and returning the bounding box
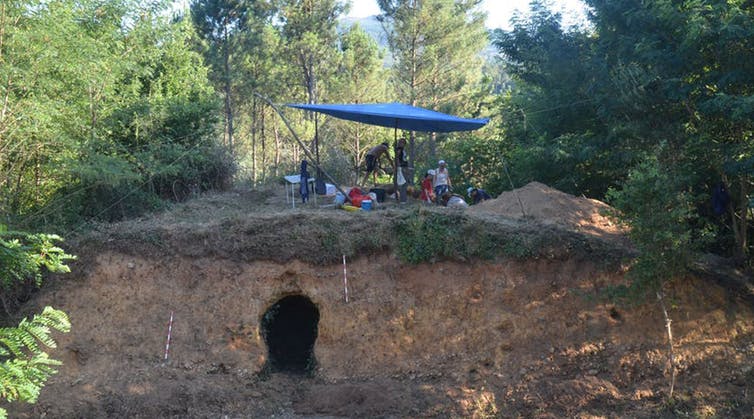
[7,184,754,417]
[16,250,754,418]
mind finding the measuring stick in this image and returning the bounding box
[164,311,174,361]
[342,255,349,303]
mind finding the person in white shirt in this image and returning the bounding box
[433,160,451,202]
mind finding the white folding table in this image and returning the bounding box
[284,174,317,208]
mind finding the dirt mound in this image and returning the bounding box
[470,181,626,239]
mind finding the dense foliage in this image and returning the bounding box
[1,0,753,286]
[0,0,228,231]
[493,0,754,271]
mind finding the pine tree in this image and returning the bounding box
[377,0,488,166]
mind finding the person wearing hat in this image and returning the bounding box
[433,160,451,203]
[467,186,491,205]
[361,142,392,186]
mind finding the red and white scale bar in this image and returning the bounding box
[164,311,174,361]
[342,255,349,303]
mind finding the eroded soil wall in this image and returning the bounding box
[11,252,754,417]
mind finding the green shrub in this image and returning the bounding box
[396,209,497,263]
[606,155,711,296]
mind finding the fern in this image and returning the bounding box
[0,307,71,417]
[0,225,76,291]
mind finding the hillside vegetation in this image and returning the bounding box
[3,0,754,416]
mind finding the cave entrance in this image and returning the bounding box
[261,295,319,374]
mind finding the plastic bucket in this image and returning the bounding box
[361,200,373,211]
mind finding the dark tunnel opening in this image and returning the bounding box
[261,295,320,374]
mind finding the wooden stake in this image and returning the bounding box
[657,292,676,399]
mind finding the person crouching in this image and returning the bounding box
[467,187,491,205]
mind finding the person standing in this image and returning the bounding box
[394,138,409,203]
[433,160,451,202]
[299,160,310,204]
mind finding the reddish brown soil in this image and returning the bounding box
[6,182,754,418]
[469,181,627,241]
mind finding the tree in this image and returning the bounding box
[377,0,488,166]
[0,0,227,229]
[280,0,346,105]
[607,155,705,292]
[232,3,292,185]
[191,0,250,152]
[325,23,391,184]
[492,1,615,197]
[584,0,754,260]
[493,0,754,263]
[0,0,107,217]
[234,24,284,184]
[604,153,710,400]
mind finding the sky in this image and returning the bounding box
[345,0,589,30]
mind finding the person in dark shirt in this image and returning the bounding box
[467,187,491,205]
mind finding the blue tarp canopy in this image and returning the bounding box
[286,102,488,132]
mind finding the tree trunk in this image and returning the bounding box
[727,175,750,261]
[429,131,437,165]
[261,107,267,183]
[223,25,234,152]
[10,156,29,214]
[355,126,361,185]
[304,53,317,106]
[274,123,281,178]
[738,177,749,256]
[251,97,257,186]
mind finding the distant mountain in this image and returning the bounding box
[338,15,500,67]
[338,15,389,51]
